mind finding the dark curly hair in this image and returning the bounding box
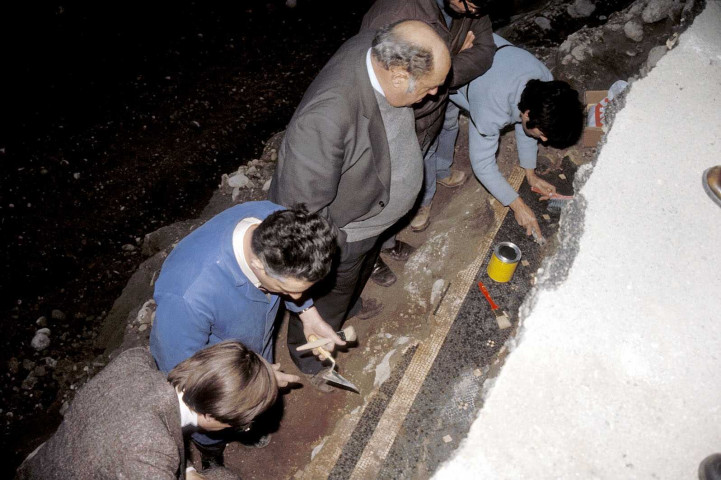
[518,79,585,148]
[250,204,336,283]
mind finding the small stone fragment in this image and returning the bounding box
[443,435,453,443]
[473,368,482,377]
[122,244,136,252]
[31,331,51,351]
[521,260,530,267]
[138,324,148,332]
[568,0,596,18]
[8,357,20,375]
[36,316,48,327]
[642,0,674,23]
[542,214,551,221]
[534,17,552,31]
[51,310,66,321]
[559,173,567,180]
[262,179,272,191]
[624,20,644,42]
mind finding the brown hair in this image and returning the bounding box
[168,341,277,429]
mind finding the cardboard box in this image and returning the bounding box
[582,90,608,148]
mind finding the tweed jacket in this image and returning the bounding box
[361,0,495,148]
[17,348,188,480]
[269,30,391,247]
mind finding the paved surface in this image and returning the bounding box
[434,1,721,478]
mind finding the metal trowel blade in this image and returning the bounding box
[322,368,360,393]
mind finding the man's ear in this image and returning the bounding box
[390,67,409,89]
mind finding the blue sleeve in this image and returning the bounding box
[515,123,539,170]
[284,296,313,313]
[468,128,519,206]
[150,293,212,373]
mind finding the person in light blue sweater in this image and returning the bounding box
[416,33,584,239]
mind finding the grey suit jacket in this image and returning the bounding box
[269,30,391,246]
[17,348,188,480]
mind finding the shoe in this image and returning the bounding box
[381,240,415,262]
[699,453,721,480]
[437,169,467,188]
[703,165,721,208]
[370,257,396,287]
[410,204,432,232]
[240,432,272,449]
[193,441,226,470]
[348,297,383,320]
[303,370,335,393]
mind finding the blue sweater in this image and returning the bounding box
[150,201,311,372]
[450,34,553,206]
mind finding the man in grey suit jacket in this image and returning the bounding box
[16,341,277,480]
[269,20,451,386]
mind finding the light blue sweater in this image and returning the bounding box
[450,34,553,206]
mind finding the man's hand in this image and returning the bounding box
[509,196,543,240]
[298,306,345,356]
[460,31,475,52]
[272,363,300,388]
[525,169,557,200]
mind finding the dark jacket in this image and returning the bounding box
[361,0,495,149]
[269,30,391,247]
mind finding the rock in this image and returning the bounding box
[246,166,258,176]
[227,172,250,188]
[22,359,36,371]
[646,45,668,69]
[121,244,136,252]
[136,299,156,325]
[21,373,38,391]
[642,0,674,23]
[36,316,48,327]
[7,357,19,375]
[31,330,51,351]
[571,44,592,61]
[34,365,47,377]
[624,20,644,41]
[138,324,148,332]
[59,401,70,417]
[43,357,58,369]
[270,150,278,161]
[568,0,596,18]
[534,17,552,31]
[51,309,66,321]
[262,179,272,192]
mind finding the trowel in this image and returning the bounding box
[302,327,359,393]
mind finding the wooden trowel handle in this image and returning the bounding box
[297,326,356,352]
[307,334,330,360]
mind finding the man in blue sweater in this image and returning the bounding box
[150,201,340,469]
[413,34,584,239]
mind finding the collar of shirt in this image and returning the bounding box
[366,48,384,96]
[176,389,198,428]
[231,217,263,288]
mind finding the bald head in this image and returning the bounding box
[371,20,451,107]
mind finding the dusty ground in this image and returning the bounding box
[1,0,699,477]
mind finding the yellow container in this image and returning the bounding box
[487,242,522,283]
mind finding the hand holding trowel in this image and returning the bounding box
[297,326,359,393]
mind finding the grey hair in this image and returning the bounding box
[371,21,434,91]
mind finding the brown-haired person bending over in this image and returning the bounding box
[16,341,277,480]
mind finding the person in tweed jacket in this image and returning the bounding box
[16,341,277,480]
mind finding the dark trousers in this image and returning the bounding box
[287,234,380,374]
